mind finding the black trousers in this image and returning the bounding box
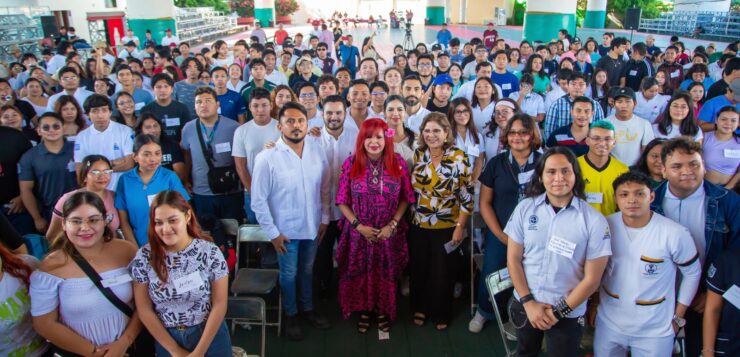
[510,299,584,357]
[684,308,702,357]
[408,224,458,325]
[313,220,340,294]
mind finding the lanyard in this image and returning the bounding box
[198,119,220,145]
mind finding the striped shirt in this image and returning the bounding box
[543,95,604,140]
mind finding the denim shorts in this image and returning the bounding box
[155,320,232,357]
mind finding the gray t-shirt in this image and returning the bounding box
[180,116,240,196]
[173,80,201,118]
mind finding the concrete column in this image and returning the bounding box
[126,0,176,47]
[426,0,446,25]
[523,0,577,43]
[255,0,275,27]
[584,0,607,29]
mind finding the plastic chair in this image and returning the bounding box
[485,268,518,357]
[226,296,266,357]
[469,212,485,315]
[231,224,282,336]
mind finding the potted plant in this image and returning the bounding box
[230,0,255,25]
[275,0,299,24]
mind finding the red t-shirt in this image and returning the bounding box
[483,29,498,49]
[275,30,288,45]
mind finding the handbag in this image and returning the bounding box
[195,119,239,194]
[62,252,155,357]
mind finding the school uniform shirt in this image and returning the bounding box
[651,123,703,142]
[18,141,77,211]
[491,71,520,98]
[73,121,134,190]
[705,248,740,356]
[662,185,707,264]
[481,128,503,164]
[216,89,247,122]
[480,150,540,224]
[454,131,484,164]
[306,110,324,129]
[250,138,331,240]
[115,166,190,246]
[634,92,669,124]
[578,155,629,216]
[406,107,433,134]
[599,212,701,337]
[509,92,546,119]
[504,194,612,317]
[140,100,193,144]
[546,125,589,157]
[605,114,655,166]
[46,88,93,113]
[231,119,281,177]
[318,126,358,221]
[470,103,495,135]
[452,80,503,104]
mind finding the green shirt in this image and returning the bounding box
[239,80,276,121]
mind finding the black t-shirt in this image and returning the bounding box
[14,100,36,124]
[620,59,650,92]
[705,248,740,355]
[140,100,193,144]
[479,150,541,226]
[0,126,32,205]
[461,54,476,69]
[595,54,625,86]
[706,80,729,102]
[160,137,185,171]
[426,100,449,114]
[0,210,24,250]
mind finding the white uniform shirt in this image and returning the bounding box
[307,110,324,129]
[46,88,93,113]
[265,70,288,87]
[504,194,612,317]
[231,119,280,176]
[161,35,179,47]
[471,103,495,134]
[509,91,546,118]
[634,92,669,124]
[318,126,358,221]
[481,128,503,164]
[406,107,432,134]
[251,137,331,240]
[452,80,503,103]
[662,185,707,263]
[605,114,655,166]
[454,130,484,161]
[73,121,134,190]
[599,212,701,337]
[367,106,385,121]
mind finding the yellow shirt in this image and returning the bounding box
[578,155,629,216]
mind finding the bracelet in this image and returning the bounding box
[351,218,360,228]
[519,294,535,305]
[389,219,398,229]
[553,297,573,320]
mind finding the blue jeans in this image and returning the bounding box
[277,238,318,316]
[476,229,509,320]
[192,193,244,222]
[242,191,257,224]
[155,321,231,357]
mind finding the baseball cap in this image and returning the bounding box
[431,44,442,51]
[437,51,450,58]
[730,78,740,101]
[612,87,636,101]
[433,74,453,87]
[572,37,581,43]
[283,40,294,48]
[124,41,136,47]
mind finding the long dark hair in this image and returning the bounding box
[134,112,162,137]
[50,191,115,259]
[656,92,699,138]
[590,68,611,99]
[448,97,480,145]
[147,190,211,283]
[384,94,415,148]
[635,138,667,176]
[485,98,521,138]
[525,147,586,200]
[523,54,547,79]
[471,77,499,108]
[55,95,87,131]
[0,238,33,286]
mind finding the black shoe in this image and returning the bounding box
[284,315,304,341]
[302,310,332,330]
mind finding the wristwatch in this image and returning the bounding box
[519,294,535,305]
[351,218,360,228]
[673,314,686,328]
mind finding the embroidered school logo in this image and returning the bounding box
[113,143,120,151]
[707,264,717,278]
[644,263,659,276]
[528,215,538,230]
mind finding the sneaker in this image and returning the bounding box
[468,311,488,333]
[284,315,303,341]
[454,282,463,298]
[303,310,332,330]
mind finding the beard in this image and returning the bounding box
[405,96,418,106]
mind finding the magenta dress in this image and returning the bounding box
[335,154,415,320]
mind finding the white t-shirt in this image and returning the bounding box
[0,255,47,357]
[231,119,280,177]
[471,103,495,134]
[634,93,669,124]
[265,70,288,87]
[652,123,703,142]
[307,110,324,129]
[406,107,432,134]
[73,121,134,190]
[161,35,179,47]
[605,114,655,166]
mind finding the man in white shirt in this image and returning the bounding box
[402,75,432,134]
[295,82,323,128]
[73,94,134,190]
[463,45,491,80]
[506,147,611,357]
[46,66,93,113]
[161,29,179,47]
[605,87,654,166]
[117,41,141,60]
[120,28,140,48]
[344,79,371,132]
[313,95,358,298]
[251,102,332,340]
[46,42,73,76]
[593,171,701,357]
[263,50,289,86]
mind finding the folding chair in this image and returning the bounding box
[469,212,486,315]
[226,296,266,357]
[231,224,282,336]
[485,268,518,357]
[674,328,686,357]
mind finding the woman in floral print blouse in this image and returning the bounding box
[408,112,474,331]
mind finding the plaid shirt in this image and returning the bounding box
[544,95,605,141]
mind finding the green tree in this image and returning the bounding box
[175,0,229,13]
[607,0,662,21]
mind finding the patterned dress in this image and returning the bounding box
[335,154,415,319]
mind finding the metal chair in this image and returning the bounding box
[469,212,486,315]
[226,296,266,357]
[485,268,518,357]
[231,224,282,336]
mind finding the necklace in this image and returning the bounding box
[368,158,383,185]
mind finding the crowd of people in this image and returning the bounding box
[0,20,739,357]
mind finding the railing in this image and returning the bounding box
[174,6,241,44]
[639,11,740,41]
[0,6,50,63]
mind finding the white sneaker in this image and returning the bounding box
[468,311,488,333]
[454,282,463,298]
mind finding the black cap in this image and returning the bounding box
[124,41,136,47]
[612,87,636,101]
[438,51,450,58]
[431,44,442,51]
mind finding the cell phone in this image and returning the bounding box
[1,95,12,102]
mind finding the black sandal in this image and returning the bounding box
[377,314,390,332]
[412,312,426,326]
[357,313,371,334]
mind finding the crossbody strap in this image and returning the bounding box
[195,120,216,170]
[70,253,134,318]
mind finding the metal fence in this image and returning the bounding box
[639,11,740,42]
[175,7,240,44]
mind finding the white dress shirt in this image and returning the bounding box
[406,106,432,134]
[452,80,503,103]
[251,137,331,240]
[318,126,359,221]
[47,87,93,113]
[662,184,707,263]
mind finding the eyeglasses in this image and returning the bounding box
[61,76,78,81]
[371,91,387,97]
[454,109,470,115]
[299,93,316,98]
[89,169,113,176]
[117,100,134,106]
[65,215,106,228]
[588,136,615,143]
[507,130,531,137]
[41,123,62,131]
[418,63,433,68]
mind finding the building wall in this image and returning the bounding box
[34,0,128,42]
[448,0,507,25]
[674,0,731,13]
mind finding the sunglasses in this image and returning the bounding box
[41,123,62,131]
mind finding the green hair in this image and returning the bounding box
[589,120,615,132]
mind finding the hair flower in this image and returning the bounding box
[385,128,395,138]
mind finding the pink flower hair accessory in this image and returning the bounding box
[385,128,395,138]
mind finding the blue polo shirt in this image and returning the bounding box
[115,166,190,246]
[491,71,520,98]
[216,89,247,122]
[18,141,77,213]
[697,95,740,134]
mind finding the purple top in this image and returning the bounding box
[703,132,740,175]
